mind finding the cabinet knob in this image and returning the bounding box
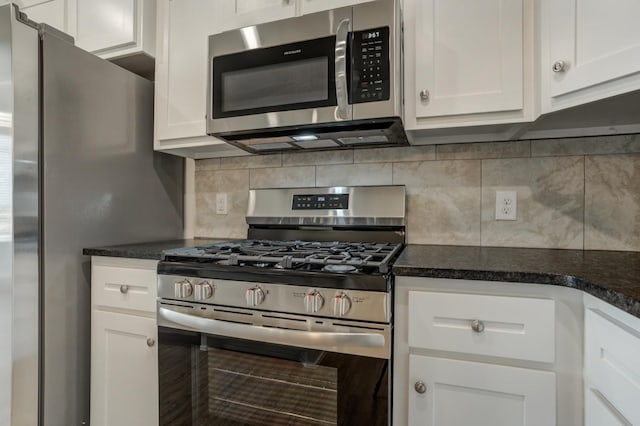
[414,381,427,394]
[119,285,129,294]
[283,0,291,5]
[471,319,485,333]
[419,89,430,101]
[146,338,155,347]
[552,60,566,72]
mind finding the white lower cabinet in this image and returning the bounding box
[584,388,630,426]
[584,294,640,425]
[409,355,555,426]
[91,311,158,426]
[90,256,159,426]
[394,277,585,426]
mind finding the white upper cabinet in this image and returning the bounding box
[216,0,296,30]
[542,0,640,113]
[404,0,534,130]
[154,0,236,157]
[155,0,217,142]
[12,0,156,60]
[74,0,156,59]
[299,0,373,15]
[14,0,69,33]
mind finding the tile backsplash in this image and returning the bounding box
[194,134,640,251]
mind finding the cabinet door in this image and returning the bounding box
[411,0,523,119]
[299,0,373,15]
[216,0,296,30]
[409,355,555,426]
[91,310,158,426]
[155,0,220,141]
[75,0,135,52]
[543,0,640,110]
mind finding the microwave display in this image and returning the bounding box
[350,27,390,104]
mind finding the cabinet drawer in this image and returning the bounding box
[408,291,555,362]
[91,257,158,313]
[585,308,640,425]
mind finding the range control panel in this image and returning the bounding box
[350,26,390,103]
[292,194,349,210]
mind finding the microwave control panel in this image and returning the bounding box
[350,27,390,104]
[292,194,349,210]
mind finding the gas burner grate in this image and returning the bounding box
[164,239,403,274]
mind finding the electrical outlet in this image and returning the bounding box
[495,190,517,220]
[216,192,228,215]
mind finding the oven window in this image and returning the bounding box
[159,328,389,426]
[222,57,329,113]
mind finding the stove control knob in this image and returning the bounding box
[333,292,352,317]
[174,279,193,299]
[194,281,214,300]
[246,287,265,307]
[304,290,325,313]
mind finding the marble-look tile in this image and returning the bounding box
[393,160,481,245]
[481,157,584,249]
[195,158,221,171]
[195,169,249,238]
[282,150,353,166]
[585,154,640,251]
[250,166,316,189]
[220,154,282,169]
[436,140,531,160]
[316,163,392,187]
[531,134,640,157]
[353,145,436,163]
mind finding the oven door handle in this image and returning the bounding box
[158,307,385,349]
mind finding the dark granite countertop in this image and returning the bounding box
[83,238,232,260]
[393,245,640,319]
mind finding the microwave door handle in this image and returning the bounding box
[158,306,385,349]
[335,18,351,121]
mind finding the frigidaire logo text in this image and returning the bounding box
[284,49,302,55]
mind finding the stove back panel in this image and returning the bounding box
[246,186,406,229]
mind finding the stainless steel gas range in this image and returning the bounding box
[156,186,405,426]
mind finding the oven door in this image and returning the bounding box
[157,304,391,426]
[206,8,353,137]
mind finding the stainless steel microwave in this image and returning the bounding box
[206,0,407,154]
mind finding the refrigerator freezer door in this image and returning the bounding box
[0,4,40,426]
[40,32,184,425]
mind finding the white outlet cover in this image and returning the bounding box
[216,192,228,215]
[495,190,517,220]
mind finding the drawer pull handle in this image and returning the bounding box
[471,319,485,333]
[146,338,155,347]
[119,285,129,294]
[414,381,427,394]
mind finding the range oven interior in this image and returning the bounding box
[157,186,406,425]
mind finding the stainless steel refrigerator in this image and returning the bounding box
[0,4,184,425]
